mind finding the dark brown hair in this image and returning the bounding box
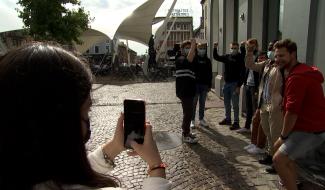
[231,42,239,46]
[197,43,207,48]
[181,40,191,48]
[0,43,118,189]
[247,38,259,50]
[274,39,297,54]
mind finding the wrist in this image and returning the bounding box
[147,163,167,178]
[280,134,289,140]
[101,145,115,167]
[102,141,122,160]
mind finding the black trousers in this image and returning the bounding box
[245,85,258,129]
[180,97,194,136]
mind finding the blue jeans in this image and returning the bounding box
[192,84,209,120]
[223,82,239,122]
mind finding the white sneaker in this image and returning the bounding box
[182,135,198,144]
[190,120,195,129]
[244,144,256,150]
[199,119,209,127]
[236,128,250,133]
[247,146,265,154]
[189,132,197,138]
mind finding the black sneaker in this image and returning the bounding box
[259,155,273,165]
[219,118,232,125]
[265,165,277,174]
[230,122,240,130]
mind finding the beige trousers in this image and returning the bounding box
[260,103,284,156]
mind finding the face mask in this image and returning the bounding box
[267,51,275,60]
[230,49,239,55]
[197,49,206,57]
[183,48,190,56]
[83,119,91,143]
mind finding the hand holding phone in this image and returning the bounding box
[124,99,145,149]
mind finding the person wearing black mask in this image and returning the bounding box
[191,43,212,128]
[213,42,246,130]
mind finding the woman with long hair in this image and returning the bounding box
[0,43,171,190]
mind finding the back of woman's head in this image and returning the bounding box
[0,43,115,189]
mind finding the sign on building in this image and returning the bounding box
[170,9,190,17]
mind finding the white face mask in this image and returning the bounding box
[230,49,239,55]
[197,49,206,57]
[267,51,275,60]
[183,48,190,55]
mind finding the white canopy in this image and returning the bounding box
[74,28,110,53]
[114,0,165,45]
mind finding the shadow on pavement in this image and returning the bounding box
[188,142,258,190]
[198,126,259,164]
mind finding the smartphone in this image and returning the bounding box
[123,99,145,149]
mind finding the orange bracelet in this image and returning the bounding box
[147,163,167,174]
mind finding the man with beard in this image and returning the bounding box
[272,39,325,190]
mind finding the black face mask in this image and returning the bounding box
[83,119,91,143]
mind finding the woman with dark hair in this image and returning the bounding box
[0,43,171,190]
[175,39,198,144]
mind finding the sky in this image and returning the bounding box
[0,0,202,55]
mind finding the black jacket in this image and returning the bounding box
[175,56,196,98]
[213,48,245,87]
[194,56,212,88]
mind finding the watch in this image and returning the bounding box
[102,147,115,168]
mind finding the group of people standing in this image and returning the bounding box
[175,38,325,190]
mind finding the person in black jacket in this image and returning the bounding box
[191,43,212,128]
[239,39,260,133]
[175,39,198,144]
[213,42,245,130]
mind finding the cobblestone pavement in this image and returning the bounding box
[87,81,321,190]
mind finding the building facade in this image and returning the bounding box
[0,30,33,55]
[117,42,137,65]
[155,16,193,62]
[85,40,110,55]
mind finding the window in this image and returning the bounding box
[95,46,99,53]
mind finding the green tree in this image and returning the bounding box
[16,0,92,44]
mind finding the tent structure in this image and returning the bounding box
[112,0,178,74]
[114,0,165,45]
[74,28,110,54]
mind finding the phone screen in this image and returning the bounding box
[124,99,145,149]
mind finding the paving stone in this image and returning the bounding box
[87,81,313,189]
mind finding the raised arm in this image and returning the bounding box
[244,42,265,73]
[213,42,229,63]
[187,38,196,63]
[245,53,266,73]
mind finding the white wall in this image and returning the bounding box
[251,0,264,49]
[282,0,311,63]
[313,0,325,89]
[237,0,248,42]
[211,0,220,74]
[88,41,110,54]
[206,0,212,59]
[225,0,235,53]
